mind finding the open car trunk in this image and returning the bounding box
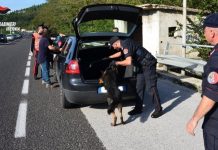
[78,46,128,81]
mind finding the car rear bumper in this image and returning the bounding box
[61,75,136,105]
[63,88,136,105]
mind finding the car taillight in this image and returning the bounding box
[65,60,80,74]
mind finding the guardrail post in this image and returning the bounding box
[164,42,169,55]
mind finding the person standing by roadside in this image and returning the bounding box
[186,13,218,150]
[53,33,66,48]
[52,33,66,82]
[38,26,60,88]
[31,24,44,80]
[112,27,119,33]
[108,36,163,118]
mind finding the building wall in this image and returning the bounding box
[114,6,199,58]
[160,11,198,57]
[142,11,160,57]
[142,9,198,57]
[159,10,183,56]
[114,20,128,33]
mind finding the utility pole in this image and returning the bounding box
[182,0,187,58]
[181,0,187,75]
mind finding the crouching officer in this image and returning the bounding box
[108,36,163,118]
[186,13,218,150]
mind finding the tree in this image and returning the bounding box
[186,0,218,61]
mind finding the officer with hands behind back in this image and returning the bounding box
[108,36,163,118]
[186,13,218,150]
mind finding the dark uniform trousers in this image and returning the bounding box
[134,63,162,111]
[203,131,218,150]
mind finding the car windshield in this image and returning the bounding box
[78,19,135,35]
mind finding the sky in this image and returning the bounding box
[0,0,46,12]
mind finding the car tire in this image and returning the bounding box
[61,91,72,109]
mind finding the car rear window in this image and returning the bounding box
[80,41,107,49]
[79,19,135,35]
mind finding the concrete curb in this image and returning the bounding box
[157,69,202,93]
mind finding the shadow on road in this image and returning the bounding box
[81,79,197,125]
[125,79,197,124]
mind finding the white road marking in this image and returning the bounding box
[26,61,31,67]
[29,51,33,56]
[14,100,27,138]
[21,79,29,95]
[28,56,31,60]
[25,67,30,77]
[14,53,32,138]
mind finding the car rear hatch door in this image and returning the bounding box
[72,4,142,38]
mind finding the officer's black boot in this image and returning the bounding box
[128,96,143,116]
[128,108,142,115]
[151,87,163,118]
[151,108,163,118]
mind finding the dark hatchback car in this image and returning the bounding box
[55,4,142,108]
[0,34,7,43]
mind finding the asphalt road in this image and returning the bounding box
[0,37,205,150]
[0,37,105,150]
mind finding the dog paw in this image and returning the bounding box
[111,123,116,126]
[111,116,117,126]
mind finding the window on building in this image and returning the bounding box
[168,27,176,37]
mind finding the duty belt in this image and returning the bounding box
[140,55,156,66]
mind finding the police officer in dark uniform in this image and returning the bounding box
[109,36,163,118]
[186,13,218,150]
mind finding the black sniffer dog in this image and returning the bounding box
[99,64,124,126]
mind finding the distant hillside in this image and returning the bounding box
[0,4,45,32]
[0,0,217,35]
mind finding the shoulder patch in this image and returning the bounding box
[123,49,128,55]
[207,72,218,84]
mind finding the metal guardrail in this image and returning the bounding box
[159,42,211,75]
[164,42,213,55]
[157,54,206,74]
[183,43,213,48]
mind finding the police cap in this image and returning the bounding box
[109,36,119,46]
[203,13,218,28]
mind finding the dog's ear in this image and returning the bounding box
[111,65,118,73]
[100,70,104,75]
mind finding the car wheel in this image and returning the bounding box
[61,91,72,109]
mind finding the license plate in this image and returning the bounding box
[97,85,126,94]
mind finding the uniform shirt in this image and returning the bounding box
[38,37,49,64]
[120,39,156,68]
[120,39,140,58]
[202,44,218,136]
